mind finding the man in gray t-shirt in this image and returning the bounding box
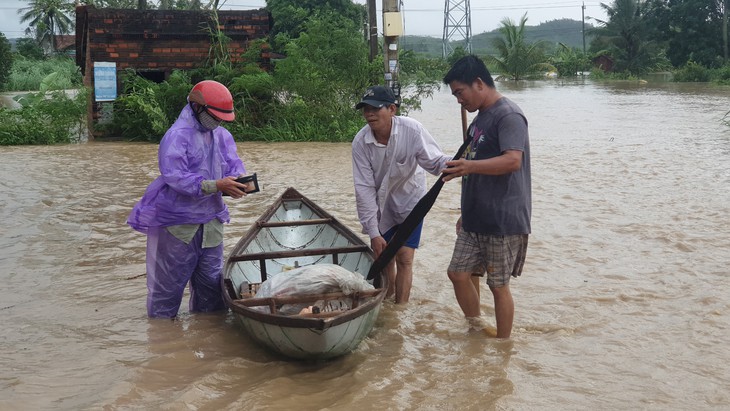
[441,55,532,338]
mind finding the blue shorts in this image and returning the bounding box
[381,222,423,249]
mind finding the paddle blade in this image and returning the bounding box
[366,180,444,280]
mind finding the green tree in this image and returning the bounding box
[592,0,661,75]
[647,0,726,68]
[0,33,12,90]
[255,11,378,140]
[486,13,553,80]
[18,0,74,52]
[15,37,45,59]
[266,0,366,50]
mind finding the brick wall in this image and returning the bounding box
[76,6,272,75]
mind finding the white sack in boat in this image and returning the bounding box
[255,264,373,298]
[253,264,374,314]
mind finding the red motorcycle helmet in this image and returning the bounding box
[187,80,235,122]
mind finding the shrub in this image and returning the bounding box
[102,70,193,141]
[0,33,12,90]
[714,65,730,85]
[0,88,89,145]
[673,61,711,82]
[550,44,590,77]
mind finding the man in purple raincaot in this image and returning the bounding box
[128,80,255,318]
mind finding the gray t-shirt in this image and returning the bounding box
[461,97,531,235]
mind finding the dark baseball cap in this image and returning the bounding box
[355,85,400,109]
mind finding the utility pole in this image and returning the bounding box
[442,0,472,58]
[367,0,378,62]
[722,0,730,64]
[582,2,586,54]
[382,0,402,101]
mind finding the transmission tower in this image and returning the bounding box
[442,0,472,58]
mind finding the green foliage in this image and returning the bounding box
[715,65,730,85]
[0,33,12,90]
[486,13,554,80]
[250,12,378,141]
[672,61,711,82]
[156,70,194,123]
[15,38,45,60]
[591,0,663,75]
[647,0,726,68]
[102,70,191,141]
[672,62,730,84]
[7,55,81,91]
[0,88,89,145]
[203,9,232,70]
[550,43,590,77]
[266,0,366,51]
[228,71,275,133]
[587,68,608,80]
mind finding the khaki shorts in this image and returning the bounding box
[447,231,528,287]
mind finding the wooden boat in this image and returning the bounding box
[222,187,387,360]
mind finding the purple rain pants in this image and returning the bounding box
[145,225,225,318]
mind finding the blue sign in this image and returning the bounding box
[94,62,117,102]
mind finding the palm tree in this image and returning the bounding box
[18,0,74,52]
[592,0,657,75]
[486,13,553,80]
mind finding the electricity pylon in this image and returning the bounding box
[442,0,472,58]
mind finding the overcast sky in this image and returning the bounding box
[1,0,608,39]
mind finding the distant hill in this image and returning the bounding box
[401,18,595,58]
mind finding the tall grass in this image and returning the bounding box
[7,56,82,91]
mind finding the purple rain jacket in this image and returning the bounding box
[127,104,246,234]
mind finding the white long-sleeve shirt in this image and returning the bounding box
[352,116,451,239]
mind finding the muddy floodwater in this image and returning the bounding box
[1,80,729,410]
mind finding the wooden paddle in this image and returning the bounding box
[366,133,471,281]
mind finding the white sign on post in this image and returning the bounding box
[93,62,117,102]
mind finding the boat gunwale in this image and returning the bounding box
[222,187,387,332]
[228,290,384,331]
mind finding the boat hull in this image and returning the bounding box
[234,304,382,360]
[223,187,386,360]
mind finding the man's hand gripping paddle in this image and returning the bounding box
[366,134,471,282]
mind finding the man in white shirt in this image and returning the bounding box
[352,85,451,303]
